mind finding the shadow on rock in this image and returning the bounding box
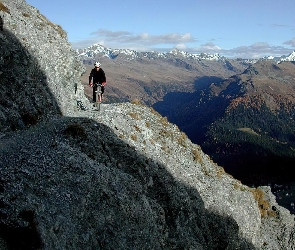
[0,20,255,250]
[0,28,62,132]
[0,116,256,249]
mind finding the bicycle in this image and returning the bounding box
[94,83,103,111]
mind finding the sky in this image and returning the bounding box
[26,0,295,59]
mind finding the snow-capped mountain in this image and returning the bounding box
[76,43,295,64]
[277,51,295,63]
[76,44,226,62]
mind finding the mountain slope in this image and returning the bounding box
[154,60,295,185]
[78,44,249,105]
[3,102,294,249]
[0,1,295,249]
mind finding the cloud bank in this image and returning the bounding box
[71,29,295,59]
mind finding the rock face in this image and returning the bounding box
[0,0,87,133]
[0,1,295,249]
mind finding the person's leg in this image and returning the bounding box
[92,84,97,102]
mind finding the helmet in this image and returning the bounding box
[94,62,101,67]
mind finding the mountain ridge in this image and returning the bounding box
[76,43,295,64]
[0,1,295,249]
[77,43,295,107]
[78,44,252,105]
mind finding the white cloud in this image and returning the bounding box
[226,42,293,58]
[184,42,221,54]
[71,29,295,59]
[183,41,293,59]
[72,29,196,49]
[174,44,188,50]
[271,24,293,29]
[250,42,270,49]
[90,29,132,37]
[284,37,295,47]
[200,42,221,51]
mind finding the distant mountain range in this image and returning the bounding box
[77,44,295,186]
[76,44,230,61]
[76,44,295,64]
[77,44,251,104]
[265,51,295,63]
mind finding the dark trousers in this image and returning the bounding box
[92,83,105,102]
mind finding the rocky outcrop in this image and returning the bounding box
[0,1,294,249]
[0,0,87,132]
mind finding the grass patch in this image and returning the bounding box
[22,13,30,17]
[177,132,187,147]
[216,166,225,178]
[47,21,67,38]
[191,148,203,163]
[160,116,169,127]
[55,24,67,38]
[37,13,67,39]
[150,107,161,117]
[0,2,10,13]
[134,125,141,132]
[131,99,141,105]
[249,188,276,218]
[128,112,140,120]
[130,134,137,141]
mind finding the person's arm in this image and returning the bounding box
[101,69,106,85]
[89,69,94,86]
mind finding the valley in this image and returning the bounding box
[79,47,295,189]
[153,61,295,186]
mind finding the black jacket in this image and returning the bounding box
[89,68,106,84]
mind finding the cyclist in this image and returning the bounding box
[89,62,106,102]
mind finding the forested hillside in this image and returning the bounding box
[154,60,295,186]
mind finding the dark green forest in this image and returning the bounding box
[154,92,295,186]
[202,104,295,186]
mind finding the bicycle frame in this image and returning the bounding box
[94,83,102,111]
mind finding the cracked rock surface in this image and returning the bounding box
[0,1,294,249]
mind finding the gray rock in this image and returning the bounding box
[0,1,294,249]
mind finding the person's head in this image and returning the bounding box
[94,62,101,70]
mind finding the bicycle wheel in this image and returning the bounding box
[95,85,102,111]
[96,99,100,111]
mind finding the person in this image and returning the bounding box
[89,61,106,102]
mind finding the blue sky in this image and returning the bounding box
[26,0,295,59]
